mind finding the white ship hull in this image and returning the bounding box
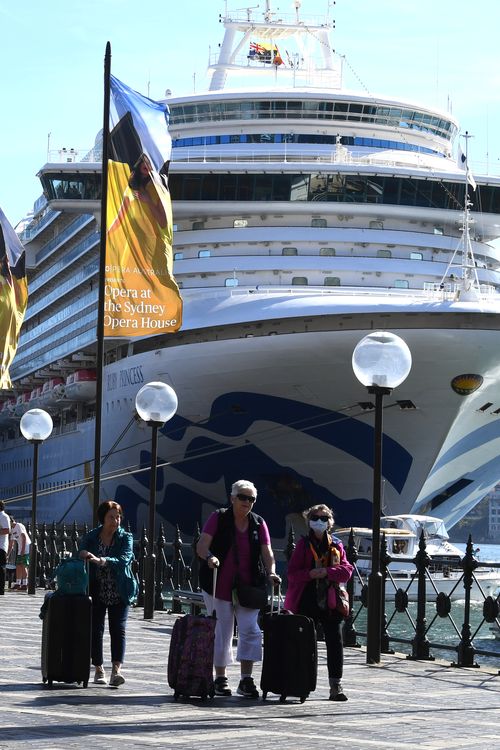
[3,4,500,542]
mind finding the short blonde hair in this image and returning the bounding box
[231,479,257,498]
[304,504,334,525]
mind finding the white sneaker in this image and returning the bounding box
[109,671,125,687]
[94,667,106,685]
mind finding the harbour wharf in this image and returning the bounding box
[1,593,499,750]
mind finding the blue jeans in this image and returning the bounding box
[91,598,129,666]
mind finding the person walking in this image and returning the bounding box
[196,479,281,698]
[8,516,31,591]
[79,500,137,687]
[0,501,11,594]
[284,504,353,701]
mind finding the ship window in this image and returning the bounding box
[234,219,248,228]
[311,218,327,228]
[282,247,298,255]
[410,251,423,260]
[369,220,384,229]
[198,250,211,258]
[377,249,392,258]
[394,279,409,288]
[192,221,205,230]
[324,277,340,286]
[292,276,308,285]
[434,226,444,235]
[225,277,239,287]
[320,247,335,256]
[174,252,184,260]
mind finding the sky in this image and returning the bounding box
[1,0,500,228]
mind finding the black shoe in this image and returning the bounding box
[237,676,259,698]
[329,682,348,701]
[214,676,232,696]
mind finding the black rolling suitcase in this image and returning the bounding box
[260,591,317,703]
[41,594,92,688]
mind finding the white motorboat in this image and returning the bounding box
[336,514,500,601]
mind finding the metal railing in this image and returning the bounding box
[20,521,499,670]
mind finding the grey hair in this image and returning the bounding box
[231,479,257,498]
[303,504,334,526]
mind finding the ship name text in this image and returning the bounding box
[107,365,145,392]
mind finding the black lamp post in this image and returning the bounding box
[352,331,411,664]
[20,408,53,595]
[135,381,178,619]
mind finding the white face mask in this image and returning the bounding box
[309,519,329,534]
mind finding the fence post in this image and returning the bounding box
[154,523,166,611]
[409,531,433,661]
[343,528,360,648]
[380,533,394,654]
[136,525,147,608]
[39,522,48,589]
[171,525,183,614]
[455,535,478,668]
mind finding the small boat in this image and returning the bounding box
[64,369,96,402]
[40,377,66,409]
[335,514,500,602]
[14,393,32,418]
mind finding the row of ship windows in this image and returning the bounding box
[40,173,498,213]
[172,133,438,155]
[169,100,456,140]
[176,277,411,289]
[174,248,425,260]
[168,173,493,212]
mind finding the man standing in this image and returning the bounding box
[8,516,31,591]
[0,501,10,594]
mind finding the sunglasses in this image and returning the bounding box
[236,493,256,503]
[310,515,330,522]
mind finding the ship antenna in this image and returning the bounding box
[440,131,480,301]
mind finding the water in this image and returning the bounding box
[351,541,500,668]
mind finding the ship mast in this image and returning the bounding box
[441,132,481,301]
[209,0,341,92]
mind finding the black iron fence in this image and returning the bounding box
[18,521,500,671]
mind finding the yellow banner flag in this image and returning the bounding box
[105,75,182,337]
[0,208,28,389]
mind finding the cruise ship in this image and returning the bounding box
[2,1,500,541]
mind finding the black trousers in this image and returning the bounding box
[298,585,344,680]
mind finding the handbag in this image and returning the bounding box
[328,583,350,618]
[233,579,268,609]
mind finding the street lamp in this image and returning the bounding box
[20,408,53,595]
[135,381,178,619]
[352,331,412,664]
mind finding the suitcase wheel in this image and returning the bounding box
[47,680,53,688]
[279,694,286,703]
[173,692,179,702]
[300,696,306,703]
[83,681,88,688]
[262,691,267,701]
[42,677,47,684]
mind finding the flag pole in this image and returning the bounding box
[93,41,111,527]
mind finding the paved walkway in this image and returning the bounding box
[1,591,499,750]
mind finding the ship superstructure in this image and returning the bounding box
[2,2,500,538]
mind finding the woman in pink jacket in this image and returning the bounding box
[284,504,353,701]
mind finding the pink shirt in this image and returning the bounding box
[203,511,270,602]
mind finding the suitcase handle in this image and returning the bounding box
[270,583,282,615]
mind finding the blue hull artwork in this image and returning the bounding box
[115,392,413,538]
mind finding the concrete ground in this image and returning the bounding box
[1,591,499,750]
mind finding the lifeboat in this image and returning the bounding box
[40,377,66,409]
[29,386,43,409]
[14,392,32,417]
[65,369,97,402]
[0,398,16,425]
